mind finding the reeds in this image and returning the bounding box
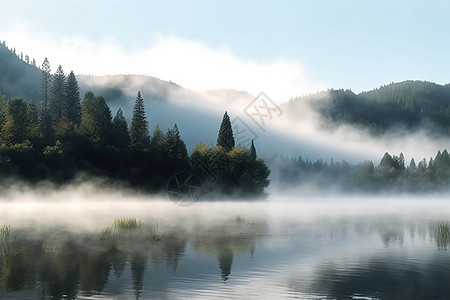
[0,225,15,262]
[114,218,141,230]
[437,221,450,250]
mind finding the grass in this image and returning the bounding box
[235,215,246,224]
[113,218,141,230]
[0,225,15,261]
[438,221,450,250]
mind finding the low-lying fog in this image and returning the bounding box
[2,182,450,232]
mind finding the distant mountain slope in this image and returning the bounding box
[0,43,40,102]
[286,81,450,135]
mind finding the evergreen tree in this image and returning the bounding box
[26,101,40,141]
[150,125,166,155]
[129,91,150,150]
[40,58,52,113]
[49,65,66,126]
[65,71,81,125]
[217,111,235,151]
[2,98,29,144]
[250,139,256,161]
[112,108,129,148]
[79,91,112,145]
[409,158,417,170]
[166,123,189,168]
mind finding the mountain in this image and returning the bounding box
[0,42,41,102]
[286,81,450,135]
[3,41,450,163]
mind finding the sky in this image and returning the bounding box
[1,0,449,102]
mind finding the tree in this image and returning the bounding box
[40,58,52,113]
[2,98,29,145]
[79,92,112,145]
[26,101,40,141]
[217,111,235,151]
[165,123,189,168]
[250,139,256,161]
[129,91,150,150]
[150,125,166,155]
[111,108,129,148]
[49,65,66,126]
[65,71,81,125]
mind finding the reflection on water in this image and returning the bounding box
[1,196,450,299]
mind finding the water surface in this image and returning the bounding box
[1,191,450,299]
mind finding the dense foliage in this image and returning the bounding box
[0,57,270,197]
[274,149,450,193]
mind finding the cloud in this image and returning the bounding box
[0,24,326,102]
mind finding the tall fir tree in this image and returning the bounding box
[112,108,130,148]
[217,111,235,151]
[40,58,52,113]
[49,65,66,127]
[129,91,150,150]
[39,58,54,145]
[165,123,189,168]
[65,71,82,125]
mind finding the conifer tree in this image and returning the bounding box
[166,123,189,167]
[112,108,129,148]
[40,58,51,113]
[26,101,40,141]
[65,71,81,125]
[129,91,150,150]
[217,111,235,151]
[79,91,112,145]
[150,125,166,155]
[250,139,257,161]
[2,98,28,144]
[49,65,66,126]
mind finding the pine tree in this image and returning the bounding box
[150,125,166,155]
[250,139,256,161]
[165,123,189,167]
[112,108,129,148]
[40,58,52,113]
[49,65,66,126]
[2,98,29,144]
[79,91,112,145]
[129,91,150,150]
[26,101,40,141]
[217,111,235,151]
[65,71,81,125]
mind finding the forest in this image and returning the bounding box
[0,54,271,198]
[286,81,450,135]
[274,149,450,193]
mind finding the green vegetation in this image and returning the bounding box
[0,50,271,197]
[0,225,14,261]
[114,218,141,230]
[287,81,450,135]
[275,149,450,193]
[437,221,450,250]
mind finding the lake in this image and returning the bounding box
[1,187,450,299]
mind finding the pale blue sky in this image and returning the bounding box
[1,0,449,100]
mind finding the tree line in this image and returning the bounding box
[287,81,450,135]
[0,58,270,197]
[274,149,450,193]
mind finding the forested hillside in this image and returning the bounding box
[286,81,450,135]
[0,41,40,102]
